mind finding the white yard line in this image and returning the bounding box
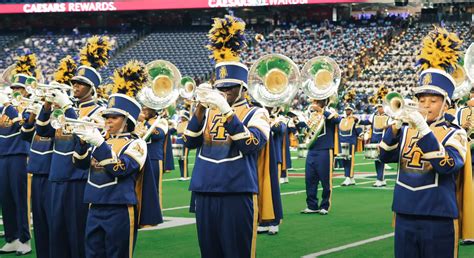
[301,233,394,257]
[162,205,191,211]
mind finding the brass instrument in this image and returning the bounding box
[30,81,72,99]
[135,60,180,140]
[384,92,428,128]
[137,60,180,111]
[11,92,44,107]
[247,54,300,107]
[179,76,196,100]
[51,109,104,135]
[300,56,341,148]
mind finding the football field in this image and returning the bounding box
[1,150,474,257]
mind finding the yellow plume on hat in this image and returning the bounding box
[207,15,247,63]
[54,55,77,84]
[111,60,147,97]
[416,26,462,74]
[80,35,113,69]
[14,53,40,79]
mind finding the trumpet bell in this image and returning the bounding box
[179,76,196,100]
[248,54,300,107]
[384,92,404,116]
[301,56,340,100]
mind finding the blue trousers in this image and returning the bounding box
[305,149,333,211]
[86,204,137,258]
[343,144,355,178]
[0,155,30,243]
[195,193,257,258]
[395,213,458,258]
[49,180,88,258]
[32,174,52,258]
[375,160,385,181]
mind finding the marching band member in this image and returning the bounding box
[301,97,341,215]
[280,111,293,184]
[161,108,176,173]
[184,15,269,257]
[379,27,472,258]
[339,104,361,186]
[0,53,40,255]
[176,110,191,181]
[258,107,284,235]
[73,60,162,258]
[22,56,77,258]
[359,97,390,187]
[36,36,110,258]
[136,95,169,209]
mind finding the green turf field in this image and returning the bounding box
[1,150,473,257]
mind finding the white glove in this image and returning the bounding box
[0,94,9,105]
[203,90,232,115]
[406,111,431,136]
[52,89,72,108]
[78,128,104,147]
[28,103,42,115]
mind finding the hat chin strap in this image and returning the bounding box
[118,117,129,134]
[234,85,244,106]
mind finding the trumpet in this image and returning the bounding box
[179,76,196,100]
[30,81,72,99]
[50,109,104,135]
[11,92,44,106]
[384,92,427,128]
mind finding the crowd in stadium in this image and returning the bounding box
[0,14,472,113]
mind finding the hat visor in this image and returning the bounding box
[101,108,137,125]
[71,76,94,88]
[10,83,26,89]
[414,86,450,104]
[214,79,247,89]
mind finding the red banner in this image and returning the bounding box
[0,0,365,14]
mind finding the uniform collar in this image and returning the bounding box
[232,99,247,108]
[76,99,96,108]
[108,132,132,139]
[428,117,446,127]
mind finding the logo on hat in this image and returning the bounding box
[108,97,115,108]
[422,73,432,85]
[219,66,228,79]
[78,68,86,76]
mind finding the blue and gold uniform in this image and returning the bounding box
[74,133,148,258]
[37,99,104,258]
[142,115,168,209]
[258,116,283,233]
[359,106,390,183]
[184,98,269,257]
[303,106,341,213]
[0,75,31,252]
[37,36,110,258]
[338,106,360,184]
[74,61,162,258]
[21,109,53,258]
[176,110,190,180]
[379,27,473,258]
